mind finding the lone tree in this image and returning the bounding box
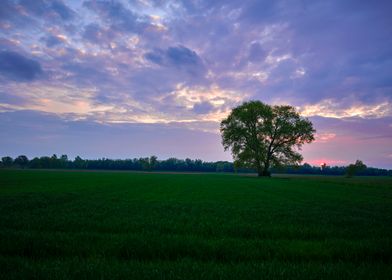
[220,101,315,177]
[345,160,367,178]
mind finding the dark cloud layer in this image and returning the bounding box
[43,35,64,47]
[146,46,201,67]
[19,0,75,20]
[0,51,43,81]
[83,0,149,33]
[145,45,205,77]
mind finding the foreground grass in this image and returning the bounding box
[0,170,391,279]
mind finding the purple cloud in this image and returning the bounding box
[19,0,75,20]
[192,101,215,114]
[43,35,64,47]
[145,45,205,77]
[0,51,43,81]
[83,0,149,34]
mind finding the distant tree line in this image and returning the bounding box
[0,155,244,173]
[270,161,391,176]
[1,155,391,176]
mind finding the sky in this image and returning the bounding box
[0,0,391,168]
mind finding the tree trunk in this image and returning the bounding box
[257,166,271,177]
[259,157,271,177]
[262,168,271,177]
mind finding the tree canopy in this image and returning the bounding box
[346,160,367,177]
[220,100,315,176]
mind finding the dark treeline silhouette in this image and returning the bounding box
[1,155,391,176]
[0,155,243,173]
[270,163,391,176]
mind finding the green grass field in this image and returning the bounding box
[0,170,391,279]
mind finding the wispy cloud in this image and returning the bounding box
[300,100,392,119]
